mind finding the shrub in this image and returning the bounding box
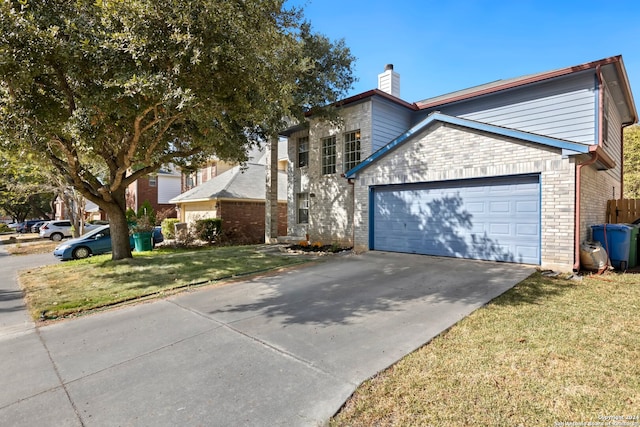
[194,218,222,243]
[0,223,11,233]
[137,200,156,225]
[161,218,180,239]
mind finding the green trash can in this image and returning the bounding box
[133,232,153,252]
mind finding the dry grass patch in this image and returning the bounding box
[4,240,57,255]
[331,271,640,426]
[19,245,309,320]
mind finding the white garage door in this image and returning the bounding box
[371,175,540,264]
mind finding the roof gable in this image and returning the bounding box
[344,112,591,178]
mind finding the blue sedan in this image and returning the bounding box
[53,225,163,260]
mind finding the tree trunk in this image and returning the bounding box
[102,190,133,260]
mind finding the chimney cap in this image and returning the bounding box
[384,64,394,71]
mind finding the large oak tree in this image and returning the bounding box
[0,0,354,259]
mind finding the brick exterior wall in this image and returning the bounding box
[287,101,372,246]
[580,164,621,241]
[353,122,578,271]
[219,200,287,243]
[131,177,177,218]
[287,92,626,271]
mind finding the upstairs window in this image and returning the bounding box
[321,136,336,175]
[297,136,309,167]
[148,176,157,187]
[344,130,361,172]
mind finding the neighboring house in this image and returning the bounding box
[280,56,637,271]
[182,159,236,192]
[54,196,106,221]
[170,143,288,243]
[126,166,182,217]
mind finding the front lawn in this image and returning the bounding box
[331,271,640,426]
[19,245,309,320]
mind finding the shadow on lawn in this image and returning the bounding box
[491,272,578,307]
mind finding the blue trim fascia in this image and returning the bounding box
[345,112,591,178]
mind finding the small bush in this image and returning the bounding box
[298,240,309,247]
[194,218,222,243]
[161,218,180,239]
[137,200,156,225]
[0,223,11,233]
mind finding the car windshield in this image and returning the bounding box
[84,226,109,239]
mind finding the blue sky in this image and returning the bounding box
[287,0,640,107]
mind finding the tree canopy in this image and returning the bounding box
[0,0,355,258]
[624,124,640,198]
[0,148,54,222]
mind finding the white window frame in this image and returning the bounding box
[344,130,361,172]
[321,136,336,175]
[297,192,309,224]
[297,136,309,168]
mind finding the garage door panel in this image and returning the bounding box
[489,223,511,235]
[489,201,510,213]
[372,175,540,265]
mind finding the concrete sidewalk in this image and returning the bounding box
[0,251,534,426]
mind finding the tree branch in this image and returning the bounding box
[49,61,76,115]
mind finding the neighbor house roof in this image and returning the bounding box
[345,112,602,179]
[169,163,287,204]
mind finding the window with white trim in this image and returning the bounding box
[297,136,309,167]
[297,192,309,224]
[344,130,361,172]
[148,176,157,187]
[321,136,336,175]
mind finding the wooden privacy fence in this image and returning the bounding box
[606,199,640,224]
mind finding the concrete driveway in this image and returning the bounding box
[0,250,534,426]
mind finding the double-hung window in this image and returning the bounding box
[297,136,309,167]
[321,136,336,175]
[297,192,309,224]
[344,130,361,172]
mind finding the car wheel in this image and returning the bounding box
[50,233,63,242]
[72,246,91,259]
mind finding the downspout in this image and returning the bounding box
[348,177,355,249]
[573,66,605,272]
[573,153,600,272]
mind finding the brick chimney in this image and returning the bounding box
[377,64,400,98]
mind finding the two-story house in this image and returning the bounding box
[280,56,637,271]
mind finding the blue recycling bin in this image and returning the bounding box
[591,224,635,270]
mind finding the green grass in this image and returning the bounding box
[331,271,640,426]
[19,245,309,320]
